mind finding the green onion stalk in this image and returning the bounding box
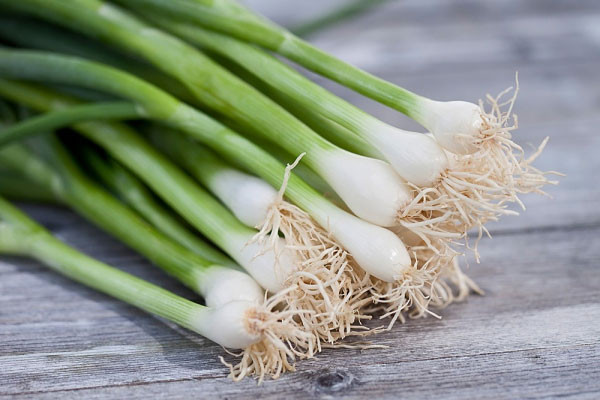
[0,195,311,382]
[151,129,488,324]
[0,14,196,104]
[0,49,443,331]
[145,12,558,260]
[0,170,60,204]
[0,75,386,344]
[79,146,233,267]
[112,0,550,157]
[2,0,440,235]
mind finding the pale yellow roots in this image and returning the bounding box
[251,155,374,350]
[367,241,450,329]
[399,77,560,260]
[220,289,318,383]
[440,257,484,301]
[367,236,483,330]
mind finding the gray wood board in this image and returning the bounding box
[1,0,600,398]
[2,218,599,398]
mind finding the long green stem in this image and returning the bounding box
[0,195,204,332]
[141,13,375,156]
[0,61,325,228]
[81,146,233,266]
[108,0,426,121]
[0,138,235,294]
[1,0,352,170]
[0,171,60,204]
[0,101,139,147]
[0,14,197,104]
[0,58,413,282]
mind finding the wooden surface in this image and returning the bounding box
[2,0,600,398]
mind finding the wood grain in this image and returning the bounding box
[1,0,599,398]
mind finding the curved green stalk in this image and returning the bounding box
[0,57,413,282]
[0,195,204,333]
[0,15,197,104]
[0,59,325,228]
[107,0,426,121]
[0,101,139,147]
[0,138,240,293]
[140,13,376,156]
[1,0,363,181]
[81,146,233,266]
[0,171,60,204]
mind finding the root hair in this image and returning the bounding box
[401,75,560,258]
[251,154,374,349]
[220,289,317,383]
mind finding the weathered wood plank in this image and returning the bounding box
[2,0,599,398]
[16,344,599,400]
[1,216,598,397]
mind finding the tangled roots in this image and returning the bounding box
[368,245,445,329]
[440,257,484,302]
[395,184,465,257]
[251,154,374,348]
[401,76,560,259]
[367,238,483,329]
[221,290,317,383]
[451,77,560,252]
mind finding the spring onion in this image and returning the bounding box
[0,138,265,306]
[79,146,233,267]
[0,77,390,344]
[0,56,415,286]
[3,0,424,230]
[145,14,559,256]
[0,195,312,381]
[0,0,559,381]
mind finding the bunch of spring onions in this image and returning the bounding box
[0,0,558,381]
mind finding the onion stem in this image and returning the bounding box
[0,101,140,147]
[0,57,412,284]
[0,195,229,343]
[2,0,416,229]
[0,138,264,303]
[80,146,234,267]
